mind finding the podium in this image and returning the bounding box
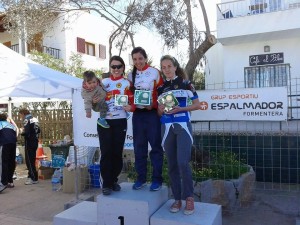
[53,182,222,225]
[97,182,168,225]
[151,199,222,225]
[53,201,97,225]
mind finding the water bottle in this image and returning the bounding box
[51,169,61,191]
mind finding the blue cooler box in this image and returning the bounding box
[88,164,101,188]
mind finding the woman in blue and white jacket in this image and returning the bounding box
[157,55,200,215]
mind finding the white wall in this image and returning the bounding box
[64,12,111,71]
[204,42,224,88]
[205,36,300,86]
[222,37,300,84]
[43,16,67,61]
[44,11,119,72]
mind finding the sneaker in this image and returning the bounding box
[0,185,6,193]
[24,178,39,185]
[112,183,121,191]
[132,181,146,190]
[97,117,110,128]
[150,182,162,191]
[13,171,17,180]
[184,197,194,215]
[7,183,15,188]
[102,187,112,195]
[24,178,32,185]
[170,200,182,213]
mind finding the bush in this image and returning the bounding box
[192,150,249,182]
[126,150,249,185]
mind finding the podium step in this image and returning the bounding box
[53,201,97,225]
[97,182,168,225]
[150,199,222,225]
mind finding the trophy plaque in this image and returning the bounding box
[115,94,128,106]
[134,90,151,105]
[157,91,179,112]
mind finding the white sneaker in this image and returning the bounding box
[25,178,32,185]
[13,171,17,180]
[24,178,39,185]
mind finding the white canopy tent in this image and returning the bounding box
[0,43,82,116]
[0,43,82,100]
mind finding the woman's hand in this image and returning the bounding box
[166,106,181,114]
[123,105,132,112]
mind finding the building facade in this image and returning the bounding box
[0,11,131,72]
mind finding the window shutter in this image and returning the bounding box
[77,37,85,53]
[99,44,106,59]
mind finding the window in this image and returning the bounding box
[85,42,95,56]
[249,0,267,14]
[269,0,282,11]
[77,37,104,58]
[244,64,290,88]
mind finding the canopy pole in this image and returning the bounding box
[8,97,12,118]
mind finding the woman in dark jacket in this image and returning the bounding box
[0,111,17,192]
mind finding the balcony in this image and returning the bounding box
[10,44,61,59]
[216,0,300,45]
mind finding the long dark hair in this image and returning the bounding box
[160,55,188,80]
[130,47,148,92]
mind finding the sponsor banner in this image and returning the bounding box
[72,89,134,149]
[191,87,288,121]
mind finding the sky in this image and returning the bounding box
[133,0,220,68]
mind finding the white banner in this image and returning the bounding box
[191,87,288,121]
[72,89,134,148]
[73,87,288,147]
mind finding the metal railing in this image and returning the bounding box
[217,0,300,20]
[9,44,60,59]
[42,46,60,59]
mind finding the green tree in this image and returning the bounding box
[193,70,205,90]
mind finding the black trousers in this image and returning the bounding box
[97,118,127,189]
[1,143,16,185]
[25,139,38,181]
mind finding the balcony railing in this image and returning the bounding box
[9,44,60,59]
[217,0,300,20]
[10,44,19,53]
[42,46,60,59]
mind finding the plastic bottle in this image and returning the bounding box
[51,169,61,191]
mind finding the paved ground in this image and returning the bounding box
[0,164,299,225]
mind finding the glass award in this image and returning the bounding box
[157,91,179,112]
[134,90,151,105]
[115,94,128,106]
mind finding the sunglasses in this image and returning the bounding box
[110,64,123,69]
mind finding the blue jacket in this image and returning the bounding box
[0,120,17,145]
